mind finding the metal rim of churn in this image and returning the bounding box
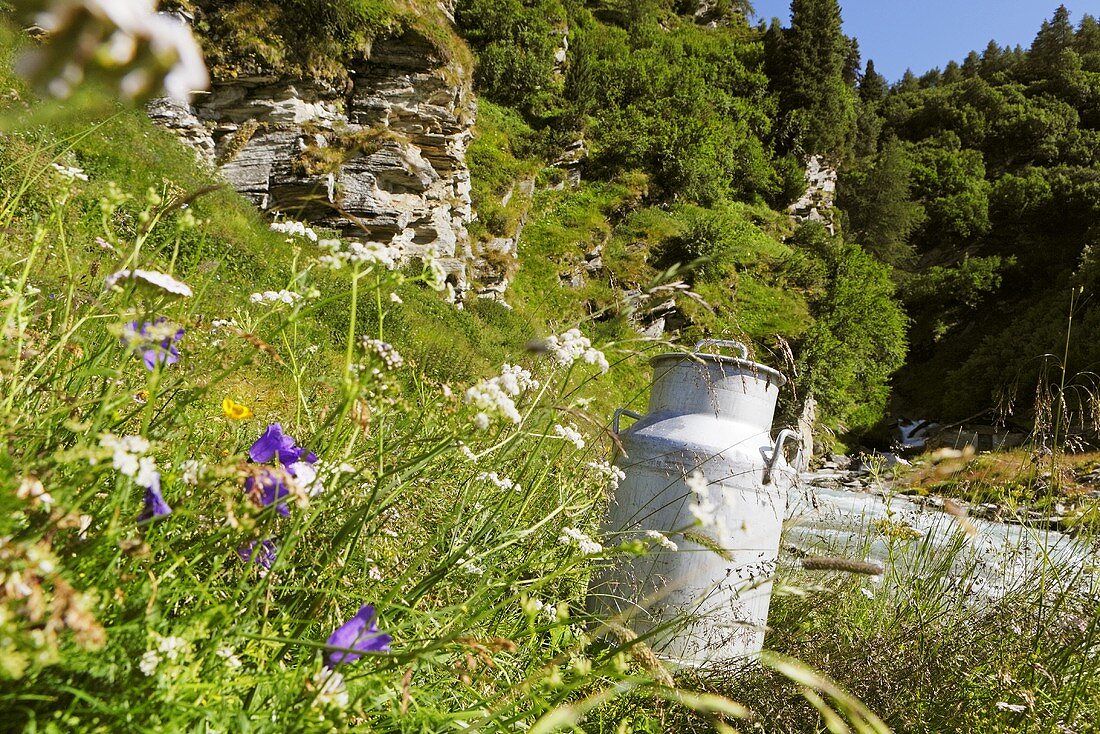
[648,339,787,387]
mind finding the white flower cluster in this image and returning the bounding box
[464,364,538,429]
[270,219,318,242]
[139,635,188,676]
[545,329,609,373]
[318,239,399,270]
[51,162,88,181]
[97,434,158,489]
[524,597,559,624]
[645,530,679,552]
[216,646,242,669]
[686,470,731,547]
[362,338,404,370]
[27,0,208,101]
[554,423,585,450]
[250,289,304,305]
[311,668,349,709]
[587,460,626,490]
[210,318,238,332]
[476,471,521,493]
[16,476,54,508]
[559,527,603,555]
[179,459,201,486]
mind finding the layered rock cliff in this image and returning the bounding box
[151,27,476,290]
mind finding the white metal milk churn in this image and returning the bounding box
[588,340,799,666]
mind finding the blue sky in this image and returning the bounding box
[750,1,1098,81]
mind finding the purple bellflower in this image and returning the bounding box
[249,423,317,465]
[138,472,172,521]
[245,468,292,517]
[325,604,391,668]
[237,538,278,570]
[124,318,184,371]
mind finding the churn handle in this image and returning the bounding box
[764,429,801,484]
[613,408,643,434]
[694,339,749,360]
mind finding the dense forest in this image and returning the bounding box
[456,0,1100,439]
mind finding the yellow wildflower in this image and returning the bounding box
[222,397,253,420]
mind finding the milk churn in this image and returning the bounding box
[587,340,799,667]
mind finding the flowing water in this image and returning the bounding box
[784,479,1097,597]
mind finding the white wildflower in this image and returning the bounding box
[995,702,1027,713]
[26,545,55,575]
[368,565,383,582]
[524,597,558,624]
[554,423,585,450]
[465,383,521,425]
[269,219,318,242]
[139,649,160,676]
[497,363,539,395]
[544,328,609,373]
[179,459,201,486]
[51,162,88,181]
[362,338,404,369]
[216,646,242,669]
[158,635,188,661]
[249,289,304,305]
[288,461,323,496]
[16,476,54,508]
[389,292,403,304]
[135,456,159,489]
[477,472,520,492]
[644,530,678,552]
[587,460,626,490]
[311,668,349,709]
[559,527,603,555]
[104,268,192,297]
[458,443,478,462]
[464,363,539,428]
[26,0,209,101]
[347,240,398,268]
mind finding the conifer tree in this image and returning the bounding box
[774,0,856,158]
[1030,5,1075,76]
[895,68,919,93]
[1075,13,1100,69]
[839,137,923,267]
[859,58,887,103]
[942,60,962,84]
[843,37,862,87]
[961,50,981,77]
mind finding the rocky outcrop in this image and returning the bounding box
[150,28,475,290]
[787,154,837,233]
